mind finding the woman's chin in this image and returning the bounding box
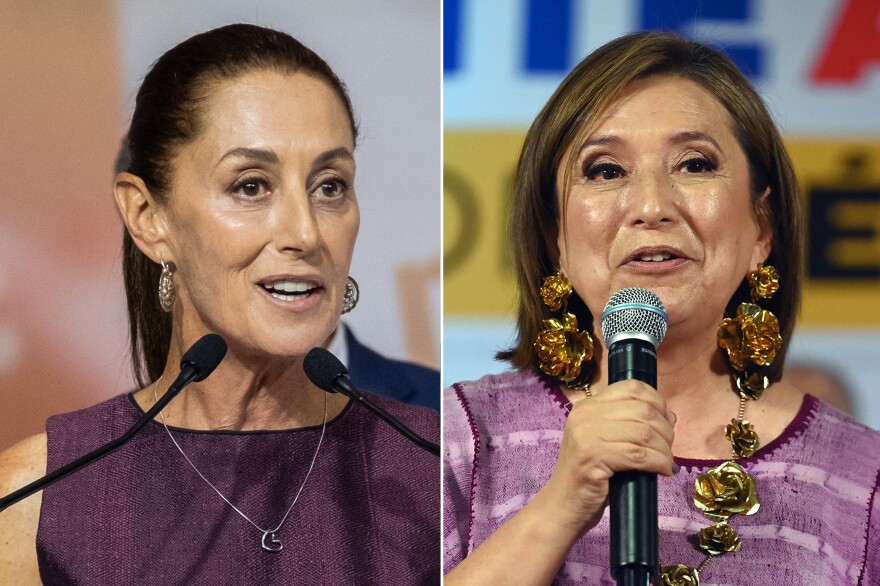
[219,328,337,364]
[657,301,727,344]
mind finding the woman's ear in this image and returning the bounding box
[752,188,774,267]
[113,172,171,263]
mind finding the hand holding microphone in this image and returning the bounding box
[535,289,674,581]
[601,288,669,585]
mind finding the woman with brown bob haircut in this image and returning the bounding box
[444,31,880,584]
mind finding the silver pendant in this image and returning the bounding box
[261,531,283,553]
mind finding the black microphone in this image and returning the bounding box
[601,288,668,586]
[303,347,440,456]
[0,334,227,513]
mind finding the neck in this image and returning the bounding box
[136,336,348,432]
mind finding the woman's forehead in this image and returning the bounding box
[177,71,355,169]
[582,76,733,147]
[556,76,738,174]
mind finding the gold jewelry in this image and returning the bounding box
[534,271,594,384]
[659,265,781,584]
[748,263,779,302]
[561,382,592,413]
[717,263,782,395]
[152,378,328,553]
[570,381,592,398]
[158,256,175,313]
[342,276,359,314]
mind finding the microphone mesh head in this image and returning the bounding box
[600,288,668,348]
[303,347,348,392]
[180,333,227,381]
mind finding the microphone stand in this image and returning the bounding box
[0,367,199,513]
[333,375,440,456]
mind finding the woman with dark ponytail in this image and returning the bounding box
[0,24,438,584]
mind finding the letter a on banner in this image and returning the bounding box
[812,0,880,83]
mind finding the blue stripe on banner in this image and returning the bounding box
[641,0,751,31]
[723,44,763,77]
[525,0,573,72]
[444,0,461,73]
[640,0,763,79]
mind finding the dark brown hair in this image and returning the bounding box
[499,31,803,385]
[121,23,357,387]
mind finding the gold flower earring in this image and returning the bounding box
[660,264,782,584]
[533,271,594,385]
[717,262,781,399]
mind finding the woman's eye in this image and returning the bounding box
[585,163,624,181]
[682,158,714,173]
[233,177,269,198]
[315,179,349,199]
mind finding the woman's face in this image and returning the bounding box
[556,75,771,337]
[160,70,359,359]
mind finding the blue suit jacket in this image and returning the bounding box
[345,329,440,411]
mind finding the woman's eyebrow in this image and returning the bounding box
[668,130,722,150]
[215,147,280,169]
[579,134,623,151]
[311,147,354,169]
[213,146,353,172]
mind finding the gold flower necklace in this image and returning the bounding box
[660,264,781,585]
[659,388,764,585]
[538,264,781,584]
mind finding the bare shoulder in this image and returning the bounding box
[0,433,47,483]
[0,433,47,585]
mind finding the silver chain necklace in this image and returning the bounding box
[153,379,328,553]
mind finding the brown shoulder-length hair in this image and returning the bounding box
[121,24,357,388]
[498,31,804,386]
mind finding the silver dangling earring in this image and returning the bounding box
[158,257,175,313]
[341,276,359,314]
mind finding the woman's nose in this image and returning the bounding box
[274,191,320,253]
[628,169,677,228]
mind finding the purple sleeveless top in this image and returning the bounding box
[38,392,439,585]
[444,371,880,585]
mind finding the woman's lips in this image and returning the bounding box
[623,257,689,272]
[257,278,324,305]
[621,247,689,272]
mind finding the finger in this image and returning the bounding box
[599,379,667,411]
[601,441,675,476]
[588,420,675,459]
[611,420,673,451]
[579,400,675,446]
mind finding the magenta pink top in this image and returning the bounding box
[444,370,880,584]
